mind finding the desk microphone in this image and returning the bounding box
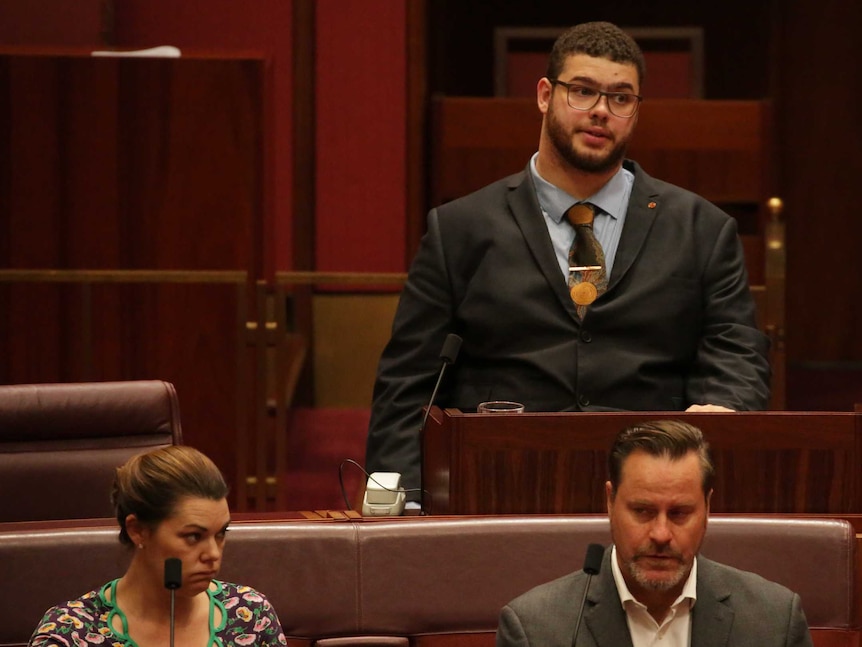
[420,333,463,433]
[164,557,182,647]
[419,333,462,511]
[571,543,603,647]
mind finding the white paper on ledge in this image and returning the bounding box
[91,46,181,58]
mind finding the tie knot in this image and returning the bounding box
[566,203,595,226]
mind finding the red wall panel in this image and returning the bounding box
[314,0,407,272]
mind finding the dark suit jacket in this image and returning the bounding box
[366,160,770,494]
[496,551,813,647]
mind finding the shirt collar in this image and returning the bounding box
[529,152,632,224]
[610,544,698,610]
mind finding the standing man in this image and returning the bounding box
[366,22,770,502]
[496,420,813,646]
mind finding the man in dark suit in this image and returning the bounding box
[496,420,813,647]
[365,22,770,502]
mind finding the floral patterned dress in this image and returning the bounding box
[29,579,288,646]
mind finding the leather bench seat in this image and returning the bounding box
[1,515,856,646]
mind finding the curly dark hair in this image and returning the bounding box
[546,21,646,88]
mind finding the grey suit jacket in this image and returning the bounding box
[366,161,771,494]
[496,551,813,647]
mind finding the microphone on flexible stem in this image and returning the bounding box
[419,333,463,512]
[571,543,604,647]
[164,557,182,647]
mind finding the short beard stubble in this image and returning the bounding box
[546,102,630,174]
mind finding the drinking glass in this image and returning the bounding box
[477,401,525,414]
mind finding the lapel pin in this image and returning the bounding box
[648,201,657,209]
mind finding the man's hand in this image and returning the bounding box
[685,404,735,412]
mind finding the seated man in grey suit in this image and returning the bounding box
[496,420,813,647]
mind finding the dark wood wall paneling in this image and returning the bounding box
[114,58,261,271]
[424,409,862,515]
[0,52,264,493]
[0,0,301,500]
[777,1,862,409]
[406,1,430,266]
[0,1,106,48]
[113,0,294,275]
[109,1,298,490]
[775,1,862,363]
[427,2,774,100]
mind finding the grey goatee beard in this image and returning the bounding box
[626,547,688,592]
[628,561,687,592]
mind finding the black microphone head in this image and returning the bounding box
[583,543,604,575]
[440,333,462,364]
[164,557,183,590]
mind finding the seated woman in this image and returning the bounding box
[29,445,287,646]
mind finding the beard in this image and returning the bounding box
[546,102,630,174]
[624,546,690,592]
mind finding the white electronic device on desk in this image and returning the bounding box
[361,472,406,516]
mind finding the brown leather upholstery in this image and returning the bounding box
[1,515,855,646]
[0,380,182,522]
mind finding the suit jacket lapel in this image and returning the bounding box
[506,168,580,323]
[608,161,660,290]
[691,558,734,647]
[582,553,634,647]
[578,553,735,647]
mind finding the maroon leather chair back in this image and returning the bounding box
[0,380,182,522]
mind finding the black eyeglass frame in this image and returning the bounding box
[548,79,643,118]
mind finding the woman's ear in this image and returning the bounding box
[125,513,148,547]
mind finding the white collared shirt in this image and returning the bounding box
[610,545,697,647]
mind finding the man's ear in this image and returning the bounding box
[537,77,553,115]
[605,480,614,514]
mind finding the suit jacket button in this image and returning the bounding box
[580,330,592,343]
[579,395,590,407]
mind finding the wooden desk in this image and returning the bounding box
[423,408,862,515]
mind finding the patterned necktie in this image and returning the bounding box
[566,203,608,318]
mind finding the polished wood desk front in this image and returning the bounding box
[422,408,862,515]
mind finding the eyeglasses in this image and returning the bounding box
[549,79,642,118]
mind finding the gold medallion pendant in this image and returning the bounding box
[570,281,598,306]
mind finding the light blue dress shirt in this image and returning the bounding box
[529,153,634,280]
